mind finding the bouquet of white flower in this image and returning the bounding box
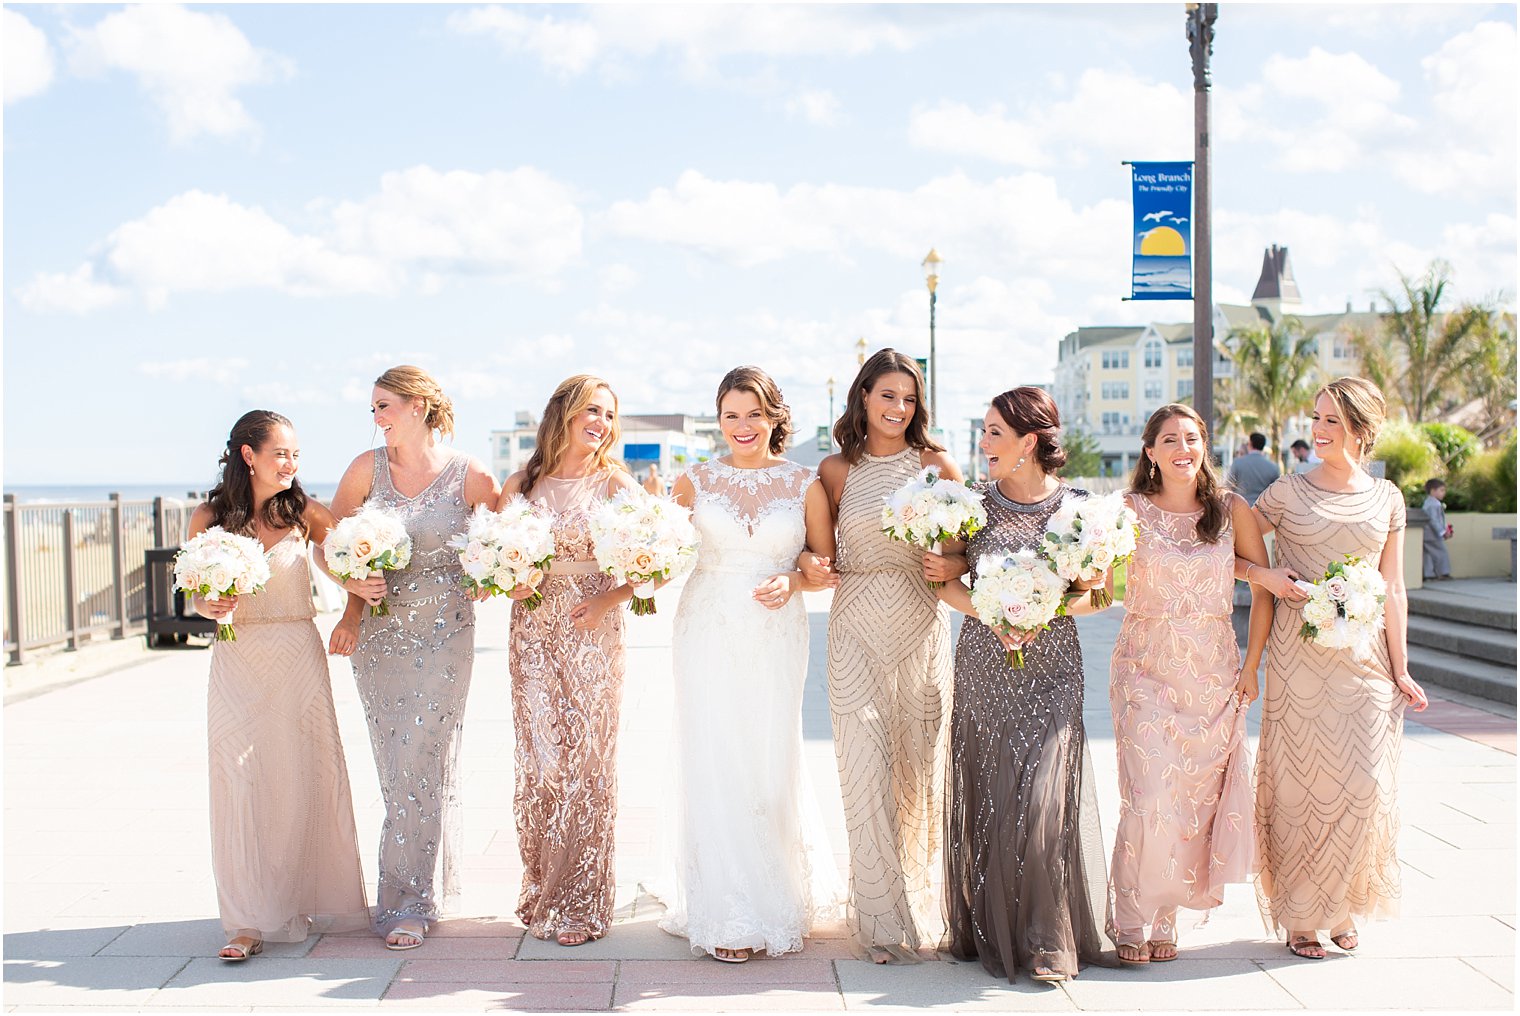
[173,526,272,642]
[969,549,1070,668]
[1039,491,1138,608]
[447,498,555,609]
[325,505,413,616]
[880,466,988,588]
[1295,554,1387,660]
[588,487,699,616]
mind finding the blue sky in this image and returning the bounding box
[4,3,1515,485]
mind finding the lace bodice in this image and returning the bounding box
[686,459,813,576]
[527,470,617,565]
[1121,493,1235,619]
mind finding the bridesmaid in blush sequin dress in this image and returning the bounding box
[1106,404,1270,964]
[324,367,499,950]
[498,376,638,947]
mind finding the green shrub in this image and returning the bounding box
[1451,433,1517,513]
[1373,419,1441,504]
[1420,421,1479,473]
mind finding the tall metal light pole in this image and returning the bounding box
[855,337,867,367]
[922,249,942,424]
[827,376,836,435]
[1187,3,1217,434]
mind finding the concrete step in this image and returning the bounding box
[1407,589,1517,632]
[1406,614,1517,667]
[1407,644,1517,705]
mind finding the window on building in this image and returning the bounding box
[1101,382,1130,400]
[1101,412,1122,433]
[1177,379,1193,400]
[1143,381,1163,400]
[1144,341,1163,369]
[1177,346,1193,367]
[498,436,512,456]
[1101,350,1130,370]
[1333,335,1354,359]
[518,435,536,451]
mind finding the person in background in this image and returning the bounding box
[1290,439,1316,474]
[1421,479,1453,581]
[1225,433,1281,506]
[643,464,665,496]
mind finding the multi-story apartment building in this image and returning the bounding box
[1054,245,1379,475]
[489,412,717,485]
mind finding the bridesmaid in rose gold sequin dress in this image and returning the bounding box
[499,376,637,946]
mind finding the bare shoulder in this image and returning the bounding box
[501,470,529,499]
[919,448,962,480]
[304,499,337,530]
[605,468,640,494]
[342,449,379,478]
[189,502,215,533]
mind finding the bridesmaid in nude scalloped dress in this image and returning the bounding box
[500,376,637,946]
[326,367,499,950]
[1106,404,1269,964]
[1246,378,1428,960]
[193,411,368,961]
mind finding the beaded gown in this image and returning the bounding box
[659,459,843,956]
[1106,494,1254,948]
[946,481,1114,981]
[827,448,951,962]
[208,530,370,941]
[1253,474,1407,933]
[352,449,475,934]
[509,470,626,942]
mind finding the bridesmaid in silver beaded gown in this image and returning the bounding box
[935,388,1115,984]
[325,366,499,950]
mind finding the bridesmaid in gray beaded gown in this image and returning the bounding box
[934,387,1115,984]
[325,366,499,950]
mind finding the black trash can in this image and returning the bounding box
[144,547,217,647]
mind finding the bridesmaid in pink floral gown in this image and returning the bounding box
[1107,404,1272,964]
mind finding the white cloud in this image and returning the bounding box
[4,8,55,104]
[328,166,583,278]
[599,263,639,296]
[448,4,917,78]
[139,357,251,385]
[65,4,293,142]
[19,167,585,313]
[786,88,841,127]
[17,263,128,315]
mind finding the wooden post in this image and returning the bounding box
[110,493,127,639]
[4,495,24,665]
[63,509,79,651]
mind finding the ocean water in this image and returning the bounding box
[4,483,339,504]
[1132,256,1193,296]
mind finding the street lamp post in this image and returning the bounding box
[827,376,836,438]
[922,249,942,424]
[1187,3,1218,434]
[855,337,867,367]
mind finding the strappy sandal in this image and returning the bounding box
[1286,935,1326,959]
[218,936,263,961]
[557,929,590,947]
[1330,929,1359,952]
[385,921,426,951]
[1147,940,1178,962]
[1031,966,1068,983]
[713,947,751,963]
[1117,942,1151,965]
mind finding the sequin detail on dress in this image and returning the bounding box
[510,470,626,942]
[1106,494,1254,948]
[828,448,951,962]
[946,482,1116,980]
[352,449,475,934]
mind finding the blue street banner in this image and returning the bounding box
[1129,162,1193,300]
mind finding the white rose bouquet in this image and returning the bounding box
[969,549,1069,669]
[1039,491,1139,608]
[173,527,272,642]
[589,487,699,616]
[325,505,413,616]
[1295,554,1387,660]
[880,466,988,588]
[447,498,555,609]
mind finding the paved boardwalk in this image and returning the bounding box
[4,585,1515,1011]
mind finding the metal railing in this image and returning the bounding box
[2,494,197,665]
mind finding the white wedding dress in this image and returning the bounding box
[658,458,843,956]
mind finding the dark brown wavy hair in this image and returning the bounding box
[206,410,308,536]
[717,365,793,455]
[989,386,1067,474]
[1128,402,1229,543]
[833,348,945,465]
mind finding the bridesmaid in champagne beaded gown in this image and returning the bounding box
[936,388,1115,984]
[500,376,636,946]
[806,350,960,963]
[326,367,498,949]
[1106,404,1268,963]
[195,411,369,961]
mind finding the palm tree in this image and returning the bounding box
[1228,316,1321,470]
[1354,261,1495,422]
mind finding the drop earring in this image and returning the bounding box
[1150,459,1158,479]
[1013,457,1026,472]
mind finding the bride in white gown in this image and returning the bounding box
[659,365,844,962]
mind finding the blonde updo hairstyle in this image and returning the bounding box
[374,365,456,439]
[1318,376,1387,461]
[717,365,793,455]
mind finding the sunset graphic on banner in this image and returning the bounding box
[1129,161,1194,301]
